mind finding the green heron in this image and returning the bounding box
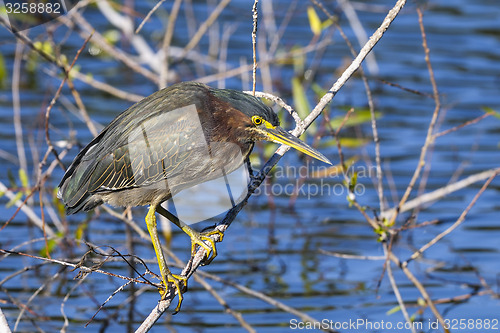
[58,81,330,312]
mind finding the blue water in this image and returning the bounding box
[0,0,499,332]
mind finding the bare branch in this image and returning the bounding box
[0,308,12,333]
[251,0,259,95]
[381,167,500,219]
[140,0,408,319]
[407,170,499,262]
[387,7,440,226]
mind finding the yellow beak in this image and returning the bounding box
[263,126,332,164]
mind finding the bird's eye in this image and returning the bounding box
[252,116,263,125]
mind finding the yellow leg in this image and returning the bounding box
[145,205,186,313]
[156,205,223,265]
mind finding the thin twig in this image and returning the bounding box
[44,30,94,159]
[0,181,56,237]
[319,249,385,260]
[139,0,408,320]
[66,11,160,83]
[0,15,65,71]
[269,0,297,55]
[407,170,499,263]
[12,41,30,193]
[379,79,433,98]
[433,112,492,138]
[193,275,256,333]
[198,270,337,333]
[337,0,378,75]
[159,0,183,89]
[0,18,144,103]
[0,143,71,236]
[391,253,449,333]
[60,274,87,332]
[387,7,440,226]
[301,0,406,135]
[197,37,333,84]
[381,167,500,219]
[383,243,416,333]
[14,266,67,331]
[329,109,379,230]
[71,70,145,102]
[181,0,232,59]
[251,0,259,95]
[85,280,134,327]
[48,29,98,137]
[0,249,153,287]
[334,108,355,174]
[135,0,167,34]
[311,0,384,211]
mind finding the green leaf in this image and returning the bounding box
[39,231,64,257]
[292,77,308,119]
[482,106,500,119]
[309,156,358,178]
[6,191,23,208]
[311,83,327,98]
[59,54,68,67]
[292,77,315,135]
[68,65,81,80]
[27,41,54,73]
[33,41,53,56]
[330,108,381,129]
[0,52,6,88]
[40,239,56,257]
[249,152,262,169]
[348,171,358,193]
[321,18,335,30]
[319,137,370,149]
[264,141,277,158]
[75,222,88,242]
[291,48,305,74]
[307,6,322,36]
[103,29,120,45]
[18,168,29,190]
[386,305,401,315]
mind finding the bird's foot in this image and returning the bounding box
[159,273,188,314]
[183,226,224,265]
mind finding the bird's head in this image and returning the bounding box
[213,88,331,165]
[246,113,331,165]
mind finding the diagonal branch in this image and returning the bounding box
[137,0,408,327]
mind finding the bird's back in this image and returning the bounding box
[58,82,261,214]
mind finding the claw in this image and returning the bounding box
[159,273,187,314]
[185,227,224,265]
[191,234,216,264]
[155,205,224,266]
[146,205,188,313]
[202,228,224,242]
